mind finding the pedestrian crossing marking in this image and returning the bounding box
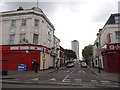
[31,78,39,81]
[101,81,111,85]
[62,75,70,82]
[49,78,56,81]
[74,79,81,82]
[91,80,97,83]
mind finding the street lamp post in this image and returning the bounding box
[95,42,101,74]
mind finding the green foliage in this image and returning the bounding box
[64,49,77,60]
[82,44,93,64]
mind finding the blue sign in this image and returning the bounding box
[18,64,27,71]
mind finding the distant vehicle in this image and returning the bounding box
[66,61,74,68]
[81,62,87,68]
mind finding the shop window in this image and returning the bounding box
[33,34,39,44]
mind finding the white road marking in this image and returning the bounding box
[91,80,97,83]
[74,79,82,83]
[79,70,86,73]
[66,70,70,72]
[49,78,56,81]
[74,79,82,82]
[31,78,39,81]
[71,71,73,74]
[101,81,111,84]
[4,81,17,83]
[62,75,70,82]
[101,81,110,83]
[25,82,32,83]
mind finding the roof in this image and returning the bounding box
[105,13,120,25]
[0,7,55,30]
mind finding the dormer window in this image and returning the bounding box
[115,16,120,24]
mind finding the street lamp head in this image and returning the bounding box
[95,42,99,48]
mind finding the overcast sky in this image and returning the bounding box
[0,0,119,59]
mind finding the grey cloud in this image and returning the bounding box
[0,2,58,19]
[92,2,118,23]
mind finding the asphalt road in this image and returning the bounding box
[2,63,120,88]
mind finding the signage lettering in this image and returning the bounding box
[109,45,120,50]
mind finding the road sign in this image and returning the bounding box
[42,55,45,61]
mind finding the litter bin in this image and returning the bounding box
[18,64,27,71]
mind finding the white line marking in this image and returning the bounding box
[91,80,97,83]
[75,79,81,82]
[31,78,39,81]
[66,70,70,72]
[49,78,56,81]
[101,81,110,83]
[91,80,97,82]
[62,75,70,82]
[79,70,86,73]
[25,82,32,83]
[5,81,17,83]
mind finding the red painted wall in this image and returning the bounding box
[102,44,120,73]
[0,45,42,71]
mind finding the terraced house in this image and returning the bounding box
[0,7,60,72]
[93,13,120,73]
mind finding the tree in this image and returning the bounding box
[82,45,93,64]
[64,49,77,61]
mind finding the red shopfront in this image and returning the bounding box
[0,44,45,71]
[102,43,120,73]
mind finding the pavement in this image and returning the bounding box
[1,66,120,84]
[88,67,120,83]
[1,67,66,79]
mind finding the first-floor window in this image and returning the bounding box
[115,31,120,43]
[48,40,51,47]
[20,34,26,44]
[9,34,15,44]
[33,34,39,44]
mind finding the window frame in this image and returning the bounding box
[22,19,27,26]
[34,19,39,27]
[20,33,26,44]
[9,34,15,44]
[33,34,39,44]
[11,20,16,27]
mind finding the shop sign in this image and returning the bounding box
[10,47,19,50]
[10,46,42,51]
[108,44,120,50]
[20,46,29,50]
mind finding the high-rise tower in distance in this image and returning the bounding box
[71,40,79,59]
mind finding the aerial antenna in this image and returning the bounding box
[37,0,38,7]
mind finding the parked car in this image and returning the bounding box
[81,62,87,68]
[66,61,74,68]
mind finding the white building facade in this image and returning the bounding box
[93,13,120,73]
[0,7,60,70]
